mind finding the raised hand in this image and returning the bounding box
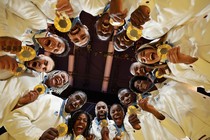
[109,0,127,23]
[167,47,198,64]
[128,114,141,130]
[130,5,150,28]
[0,37,22,54]
[39,128,59,140]
[0,55,18,72]
[56,0,73,17]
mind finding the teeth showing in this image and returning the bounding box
[102,23,109,29]
[150,53,153,60]
[123,36,130,42]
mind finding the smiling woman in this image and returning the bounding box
[67,110,92,140]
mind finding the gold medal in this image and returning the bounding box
[155,70,163,79]
[34,84,47,94]
[120,131,125,138]
[127,105,137,115]
[157,44,172,63]
[75,135,84,140]
[54,12,72,33]
[109,18,124,27]
[16,46,36,62]
[13,63,26,76]
[100,119,108,127]
[56,123,68,137]
[126,23,142,41]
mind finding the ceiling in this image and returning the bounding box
[51,11,143,115]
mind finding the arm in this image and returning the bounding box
[138,98,165,120]
[4,96,53,140]
[0,55,18,72]
[13,90,39,110]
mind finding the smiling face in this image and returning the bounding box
[114,30,134,50]
[65,91,87,113]
[137,48,160,64]
[130,62,153,76]
[68,23,90,47]
[134,79,152,92]
[37,35,65,54]
[110,104,124,127]
[25,55,54,72]
[118,90,136,107]
[73,113,88,136]
[96,13,114,41]
[95,101,108,120]
[47,71,69,88]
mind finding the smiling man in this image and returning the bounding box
[90,101,115,140]
[4,91,87,140]
[68,20,90,47]
[25,54,55,73]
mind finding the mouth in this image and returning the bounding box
[44,39,51,47]
[102,22,109,29]
[149,53,155,61]
[125,98,131,105]
[55,77,62,85]
[75,126,84,134]
[32,62,38,67]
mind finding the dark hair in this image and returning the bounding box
[67,110,92,137]
[110,104,125,118]
[129,76,149,94]
[117,88,137,104]
[54,36,70,57]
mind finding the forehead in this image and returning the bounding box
[110,105,122,112]
[96,102,107,107]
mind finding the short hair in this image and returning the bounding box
[53,36,70,57]
[110,104,125,117]
[129,76,149,94]
[118,88,132,99]
[46,70,70,94]
[71,90,87,104]
[95,101,108,115]
[67,110,92,137]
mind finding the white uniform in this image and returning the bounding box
[123,98,182,140]
[166,58,210,91]
[90,117,116,140]
[0,72,44,127]
[0,0,47,41]
[156,80,210,139]
[31,0,109,19]
[122,0,210,40]
[3,94,70,140]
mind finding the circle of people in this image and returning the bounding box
[0,0,210,140]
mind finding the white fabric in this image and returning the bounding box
[165,8,210,61]
[90,117,116,140]
[166,58,210,91]
[157,80,210,139]
[0,0,47,40]
[3,94,70,140]
[31,0,109,20]
[122,0,210,40]
[0,72,45,127]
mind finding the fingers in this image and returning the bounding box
[56,0,73,17]
[167,47,180,63]
[0,37,22,53]
[40,128,59,140]
[0,55,18,72]
[129,114,140,124]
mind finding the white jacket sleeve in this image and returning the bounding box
[4,106,44,140]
